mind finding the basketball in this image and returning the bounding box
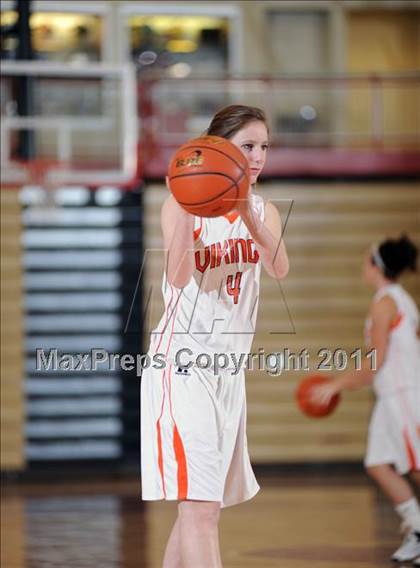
[167,135,250,217]
[296,375,341,418]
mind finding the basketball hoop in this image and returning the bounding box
[21,159,69,216]
[1,62,138,188]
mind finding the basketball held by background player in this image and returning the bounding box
[314,235,420,566]
[140,105,289,568]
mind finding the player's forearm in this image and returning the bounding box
[336,363,375,391]
[166,212,195,288]
[240,205,289,279]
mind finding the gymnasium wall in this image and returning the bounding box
[143,181,420,464]
[347,9,420,144]
[1,0,419,473]
[1,190,25,470]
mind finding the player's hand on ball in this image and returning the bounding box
[311,380,341,406]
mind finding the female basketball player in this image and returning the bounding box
[141,105,289,568]
[314,235,420,565]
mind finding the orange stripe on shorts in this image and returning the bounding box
[156,419,166,498]
[173,425,188,500]
[403,428,418,471]
[167,364,188,500]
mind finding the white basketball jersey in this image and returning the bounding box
[150,193,265,365]
[365,284,420,397]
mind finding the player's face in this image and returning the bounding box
[363,250,377,286]
[229,120,269,185]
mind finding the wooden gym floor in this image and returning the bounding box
[1,470,413,568]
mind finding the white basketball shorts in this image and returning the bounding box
[365,389,420,474]
[140,361,260,508]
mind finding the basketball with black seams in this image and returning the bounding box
[167,135,250,217]
[296,375,341,418]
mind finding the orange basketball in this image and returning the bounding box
[295,375,341,418]
[167,135,250,217]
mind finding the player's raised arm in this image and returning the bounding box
[238,198,289,280]
[161,191,195,289]
[227,118,289,281]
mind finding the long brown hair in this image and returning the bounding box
[206,104,268,139]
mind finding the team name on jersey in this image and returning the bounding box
[195,238,259,273]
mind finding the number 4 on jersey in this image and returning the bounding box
[226,271,243,304]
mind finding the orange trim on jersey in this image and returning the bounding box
[224,211,239,224]
[167,364,189,499]
[154,285,176,498]
[389,312,403,330]
[155,286,174,354]
[403,428,418,471]
[193,218,203,241]
[173,424,188,499]
[156,291,189,500]
[156,363,168,498]
[156,421,166,497]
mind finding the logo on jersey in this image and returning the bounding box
[175,366,191,376]
[195,238,259,273]
[175,149,203,168]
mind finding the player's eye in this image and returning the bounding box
[242,144,253,151]
[262,144,269,151]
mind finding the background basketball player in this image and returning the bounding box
[314,235,420,565]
